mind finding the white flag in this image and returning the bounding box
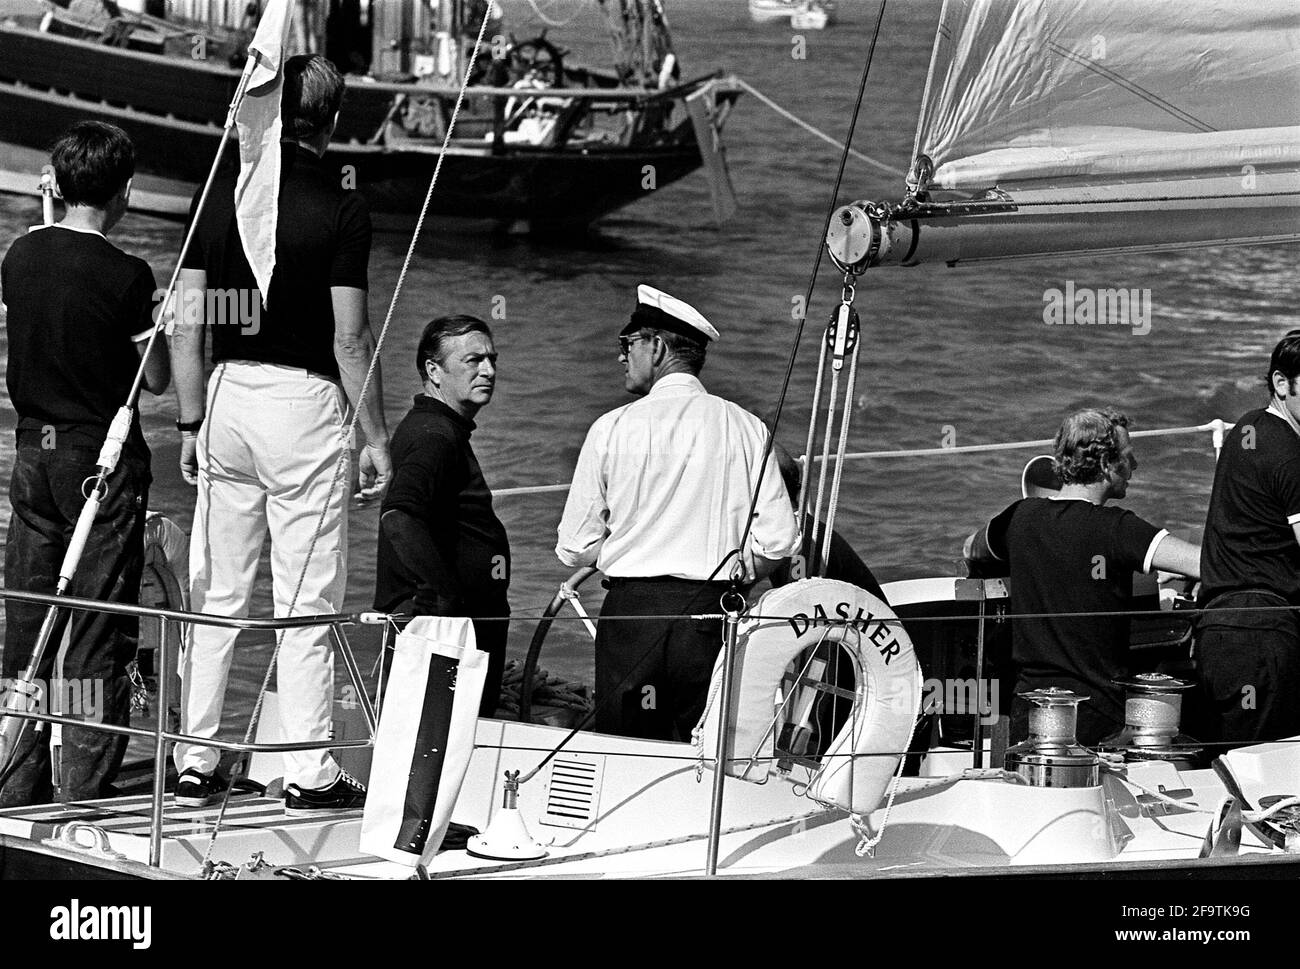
[234,0,295,308]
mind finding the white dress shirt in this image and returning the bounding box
[556,373,800,581]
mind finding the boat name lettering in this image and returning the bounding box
[786,601,899,665]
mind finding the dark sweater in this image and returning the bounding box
[374,395,510,614]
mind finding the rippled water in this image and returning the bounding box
[1,0,1296,723]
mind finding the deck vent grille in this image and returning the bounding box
[539,754,605,830]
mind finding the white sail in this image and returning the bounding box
[831,0,1300,267]
[914,0,1300,192]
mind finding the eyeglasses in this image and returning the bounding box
[618,334,652,356]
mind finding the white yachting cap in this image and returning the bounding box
[634,284,720,342]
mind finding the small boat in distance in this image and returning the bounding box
[0,0,741,231]
[748,0,833,30]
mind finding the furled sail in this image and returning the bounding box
[598,0,676,86]
[830,0,1300,267]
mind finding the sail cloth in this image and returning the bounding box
[913,0,1300,192]
[359,617,488,868]
[234,0,295,307]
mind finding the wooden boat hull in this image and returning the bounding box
[0,23,728,228]
[0,24,410,145]
[0,81,707,226]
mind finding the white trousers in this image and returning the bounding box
[174,362,349,789]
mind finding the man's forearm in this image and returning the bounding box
[169,318,206,421]
[335,327,388,444]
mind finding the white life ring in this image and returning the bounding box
[696,578,923,815]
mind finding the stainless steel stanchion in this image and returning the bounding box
[705,592,745,876]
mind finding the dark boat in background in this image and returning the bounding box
[0,0,740,230]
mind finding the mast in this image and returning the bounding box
[597,0,676,86]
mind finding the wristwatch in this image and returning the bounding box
[176,417,204,433]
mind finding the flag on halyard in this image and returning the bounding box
[234,0,295,307]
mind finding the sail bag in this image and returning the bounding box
[359,617,486,867]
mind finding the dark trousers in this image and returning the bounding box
[393,597,509,718]
[1196,592,1300,744]
[594,578,732,741]
[1,443,148,806]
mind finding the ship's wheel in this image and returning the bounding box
[509,33,566,87]
[469,31,568,88]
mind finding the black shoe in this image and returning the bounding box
[174,768,225,808]
[284,770,366,817]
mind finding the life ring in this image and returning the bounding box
[696,578,923,815]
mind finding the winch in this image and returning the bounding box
[1099,673,1202,769]
[1004,688,1100,788]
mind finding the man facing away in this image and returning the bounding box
[964,409,1200,745]
[556,285,799,740]
[1197,331,1300,743]
[374,315,511,716]
[169,55,391,813]
[0,121,170,804]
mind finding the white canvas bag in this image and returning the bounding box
[359,616,486,867]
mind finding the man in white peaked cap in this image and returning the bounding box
[557,285,799,740]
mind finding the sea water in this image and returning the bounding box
[0,1,1294,723]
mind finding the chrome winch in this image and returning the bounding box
[1099,673,1202,769]
[1004,688,1101,788]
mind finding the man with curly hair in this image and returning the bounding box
[964,409,1200,744]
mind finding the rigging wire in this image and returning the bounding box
[717,0,889,585]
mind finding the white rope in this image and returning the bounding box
[524,0,581,28]
[202,4,498,865]
[849,661,923,858]
[1105,763,1300,825]
[490,421,1235,501]
[734,78,906,178]
[831,421,1235,462]
[809,348,841,571]
[820,331,860,568]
